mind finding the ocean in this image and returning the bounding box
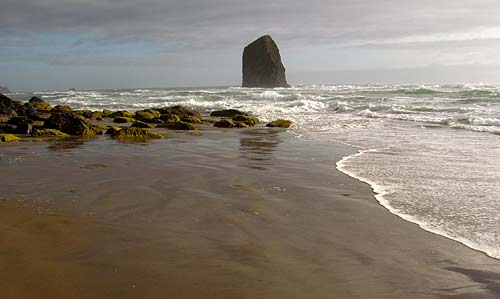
[9,84,500,259]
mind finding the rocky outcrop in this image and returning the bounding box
[242,35,290,88]
[44,112,90,135]
[28,97,52,111]
[210,109,248,117]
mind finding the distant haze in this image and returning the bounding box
[1,0,500,91]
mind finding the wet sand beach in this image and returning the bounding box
[1,127,500,298]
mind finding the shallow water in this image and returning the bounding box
[7,83,500,259]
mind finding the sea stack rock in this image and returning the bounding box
[242,35,290,88]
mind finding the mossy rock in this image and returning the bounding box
[161,121,196,130]
[51,105,73,113]
[181,116,203,124]
[81,127,98,138]
[131,121,155,128]
[234,122,249,128]
[110,111,134,118]
[266,119,294,128]
[232,114,259,126]
[160,113,181,122]
[102,109,113,117]
[0,134,20,142]
[31,128,69,138]
[91,111,104,120]
[92,125,108,135]
[111,127,164,140]
[31,121,45,128]
[44,112,90,135]
[105,126,122,135]
[28,97,52,111]
[113,116,136,123]
[214,119,236,128]
[74,110,93,119]
[158,106,201,119]
[210,109,248,117]
[135,110,161,122]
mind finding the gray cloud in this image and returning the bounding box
[2,0,500,49]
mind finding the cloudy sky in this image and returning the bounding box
[1,0,500,90]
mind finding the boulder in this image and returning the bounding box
[0,93,21,119]
[266,119,293,128]
[28,97,52,111]
[111,127,164,140]
[242,35,290,88]
[135,110,161,123]
[44,112,90,135]
[210,109,248,117]
[0,134,20,142]
[232,114,259,126]
[113,116,136,123]
[31,128,69,138]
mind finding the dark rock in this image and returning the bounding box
[135,110,161,122]
[210,109,248,117]
[29,97,52,111]
[242,35,290,88]
[0,93,21,119]
[113,116,136,123]
[7,116,29,126]
[14,123,32,134]
[266,119,294,128]
[0,123,16,133]
[45,112,90,135]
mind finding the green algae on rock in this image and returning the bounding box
[160,114,181,123]
[31,128,69,138]
[181,116,203,124]
[28,97,52,111]
[266,119,294,128]
[110,111,134,118]
[111,127,164,140]
[0,134,20,142]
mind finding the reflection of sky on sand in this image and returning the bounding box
[238,128,282,171]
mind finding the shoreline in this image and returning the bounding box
[1,128,500,298]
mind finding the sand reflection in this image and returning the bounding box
[238,128,282,170]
